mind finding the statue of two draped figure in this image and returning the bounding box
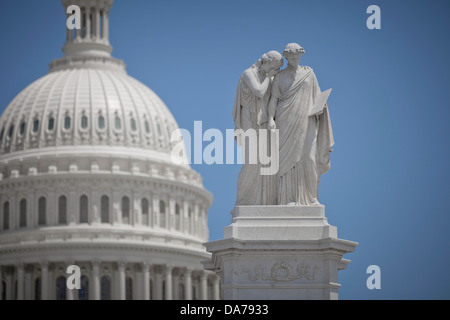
[232,43,334,206]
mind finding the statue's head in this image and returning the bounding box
[283,43,305,66]
[259,50,283,74]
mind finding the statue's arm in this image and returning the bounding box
[267,95,278,130]
[267,75,280,130]
[242,69,271,98]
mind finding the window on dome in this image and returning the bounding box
[79,195,88,223]
[98,115,105,130]
[159,200,166,228]
[64,116,71,130]
[101,195,110,223]
[79,275,89,300]
[175,203,181,231]
[3,202,9,230]
[125,277,133,300]
[115,116,122,130]
[81,115,88,129]
[56,276,66,300]
[48,117,55,131]
[38,197,46,226]
[8,125,14,138]
[144,121,150,134]
[141,198,149,225]
[187,207,192,233]
[122,196,130,224]
[157,123,162,136]
[58,196,67,225]
[20,122,26,135]
[33,120,39,133]
[19,199,27,228]
[101,276,111,300]
[130,118,137,131]
[0,127,4,141]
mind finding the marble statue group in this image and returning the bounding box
[233,43,334,206]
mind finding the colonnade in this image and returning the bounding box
[66,5,110,43]
[0,261,220,300]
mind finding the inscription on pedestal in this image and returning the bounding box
[242,262,319,282]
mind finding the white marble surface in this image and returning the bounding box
[203,205,358,300]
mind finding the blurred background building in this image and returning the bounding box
[0,0,217,300]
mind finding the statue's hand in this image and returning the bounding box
[268,68,280,78]
[268,118,276,131]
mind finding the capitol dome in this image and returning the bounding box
[0,58,181,156]
[0,0,217,300]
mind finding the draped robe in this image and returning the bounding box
[271,66,334,205]
[232,67,276,205]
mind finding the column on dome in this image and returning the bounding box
[66,11,72,41]
[142,263,150,300]
[154,266,162,300]
[183,268,192,300]
[194,203,200,237]
[10,194,16,231]
[199,271,208,300]
[14,196,20,230]
[91,189,99,224]
[24,265,33,300]
[164,265,173,300]
[66,261,74,300]
[75,16,81,41]
[169,198,176,230]
[212,275,220,300]
[101,9,109,42]
[159,195,168,229]
[0,266,3,300]
[85,6,91,40]
[199,206,206,240]
[132,190,140,226]
[17,263,24,300]
[152,196,160,228]
[68,190,77,225]
[48,266,54,300]
[5,267,12,300]
[105,9,110,42]
[92,261,100,300]
[94,7,100,40]
[41,261,49,300]
[183,200,189,234]
[112,189,121,225]
[118,262,125,300]
[49,190,56,226]
[30,191,37,228]
[173,268,180,300]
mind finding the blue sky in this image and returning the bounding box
[1,0,449,300]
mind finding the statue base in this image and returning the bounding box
[203,205,358,300]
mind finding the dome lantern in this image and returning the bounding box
[50,0,125,73]
[62,0,114,58]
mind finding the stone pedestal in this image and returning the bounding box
[203,205,357,300]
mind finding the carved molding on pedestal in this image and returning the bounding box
[242,262,319,282]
